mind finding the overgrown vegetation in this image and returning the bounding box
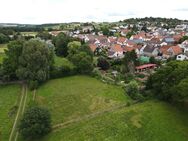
[146,61,188,102]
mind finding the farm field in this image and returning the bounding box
[0,85,21,141]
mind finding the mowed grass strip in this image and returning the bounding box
[41,100,188,141]
[35,76,129,125]
[0,85,21,141]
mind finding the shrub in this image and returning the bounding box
[92,68,102,79]
[19,106,51,139]
[97,57,110,70]
[29,80,38,90]
[125,80,144,101]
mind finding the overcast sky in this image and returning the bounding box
[1,0,188,24]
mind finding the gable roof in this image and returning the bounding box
[123,46,135,52]
[169,46,183,55]
[159,45,171,54]
[117,37,126,43]
[108,37,117,43]
[111,44,123,52]
[89,44,97,52]
[143,44,157,53]
[126,40,137,46]
[164,37,175,43]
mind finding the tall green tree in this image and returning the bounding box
[67,41,93,74]
[0,33,9,44]
[101,26,110,36]
[1,40,24,81]
[123,50,138,73]
[37,31,52,40]
[16,40,54,88]
[146,61,188,101]
[52,33,75,57]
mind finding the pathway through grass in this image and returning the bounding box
[9,84,28,141]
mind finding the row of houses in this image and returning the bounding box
[48,24,188,61]
[76,30,188,61]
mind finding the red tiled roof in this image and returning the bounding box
[89,44,97,52]
[117,37,126,43]
[160,45,171,54]
[170,46,183,55]
[111,44,123,52]
[126,40,136,46]
[137,32,146,38]
[136,64,157,70]
[173,35,182,42]
[123,46,135,52]
[108,37,117,43]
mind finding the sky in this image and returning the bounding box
[1,0,188,24]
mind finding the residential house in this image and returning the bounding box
[89,44,97,53]
[108,44,124,58]
[120,29,130,36]
[175,25,187,31]
[167,46,183,56]
[82,26,94,33]
[173,34,182,43]
[125,40,137,47]
[176,54,188,61]
[141,44,159,57]
[160,45,183,58]
[163,37,175,45]
[117,37,127,45]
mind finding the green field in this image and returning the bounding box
[41,100,188,141]
[20,32,38,36]
[1,76,187,141]
[0,85,21,141]
[0,44,7,53]
[34,76,129,125]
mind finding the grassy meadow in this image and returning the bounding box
[41,100,188,141]
[0,75,187,141]
[20,32,38,37]
[34,76,129,125]
[0,85,21,141]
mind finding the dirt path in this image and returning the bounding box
[53,102,138,131]
[9,84,28,141]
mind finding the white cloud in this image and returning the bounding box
[0,0,188,24]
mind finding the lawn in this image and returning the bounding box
[16,75,188,141]
[34,76,129,125]
[0,44,7,53]
[0,85,21,141]
[20,32,38,36]
[0,54,5,63]
[41,100,188,141]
